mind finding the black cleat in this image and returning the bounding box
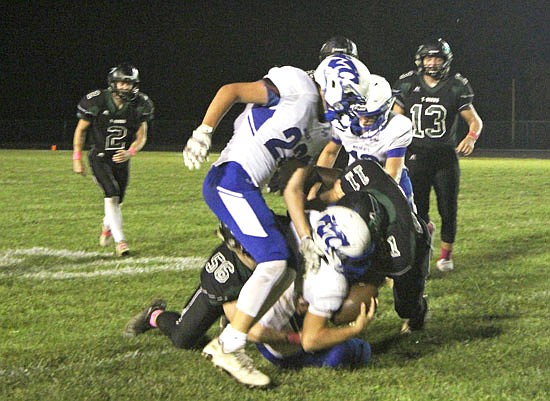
[123,299,166,337]
[400,296,428,334]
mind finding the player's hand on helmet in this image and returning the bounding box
[299,235,324,274]
[183,124,213,170]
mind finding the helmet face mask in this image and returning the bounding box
[314,54,370,129]
[414,38,453,80]
[350,74,394,136]
[319,36,358,61]
[108,63,140,101]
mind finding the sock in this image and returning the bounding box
[440,248,453,261]
[219,324,247,353]
[149,310,163,328]
[104,197,124,242]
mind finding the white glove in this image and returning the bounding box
[183,124,213,170]
[299,235,324,274]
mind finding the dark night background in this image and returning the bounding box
[1,1,548,148]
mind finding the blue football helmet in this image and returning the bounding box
[349,74,394,136]
[314,54,370,129]
[312,205,374,279]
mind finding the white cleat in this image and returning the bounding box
[115,241,130,257]
[436,258,454,272]
[99,226,113,247]
[202,338,271,388]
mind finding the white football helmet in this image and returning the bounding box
[350,74,394,136]
[312,205,372,274]
[314,54,370,128]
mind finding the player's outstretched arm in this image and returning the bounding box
[183,80,271,170]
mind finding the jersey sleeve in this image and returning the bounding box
[453,73,474,111]
[303,260,348,318]
[76,89,103,120]
[385,114,413,154]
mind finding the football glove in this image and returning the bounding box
[299,235,324,274]
[183,124,213,170]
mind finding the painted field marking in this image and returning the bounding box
[0,247,205,280]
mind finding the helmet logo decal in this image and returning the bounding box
[326,55,360,85]
[315,213,351,252]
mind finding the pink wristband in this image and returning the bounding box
[128,147,136,156]
[286,332,301,345]
[72,151,82,160]
[467,131,479,141]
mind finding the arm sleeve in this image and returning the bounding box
[303,260,348,318]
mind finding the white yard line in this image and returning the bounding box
[0,247,205,280]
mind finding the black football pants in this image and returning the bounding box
[156,285,224,349]
[406,147,460,244]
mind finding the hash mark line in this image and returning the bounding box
[22,261,205,280]
[0,247,205,280]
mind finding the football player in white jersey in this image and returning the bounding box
[316,74,416,209]
[182,55,370,388]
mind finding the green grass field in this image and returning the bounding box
[0,149,548,401]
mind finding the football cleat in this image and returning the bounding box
[400,296,428,334]
[123,299,166,337]
[202,338,271,388]
[99,226,113,247]
[436,258,454,272]
[115,241,130,257]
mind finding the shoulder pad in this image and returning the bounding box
[398,70,415,80]
[136,93,155,118]
[453,73,469,86]
[77,89,107,118]
[84,89,102,101]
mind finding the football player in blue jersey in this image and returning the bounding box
[316,74,416,210]
[72,64,154,257]
[393,39,483,272]
[182,55,370,387]
[266,35,359,194]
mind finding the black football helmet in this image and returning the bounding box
[319,36,359,61]
[414,38,453,79]
[108,63,140,101]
